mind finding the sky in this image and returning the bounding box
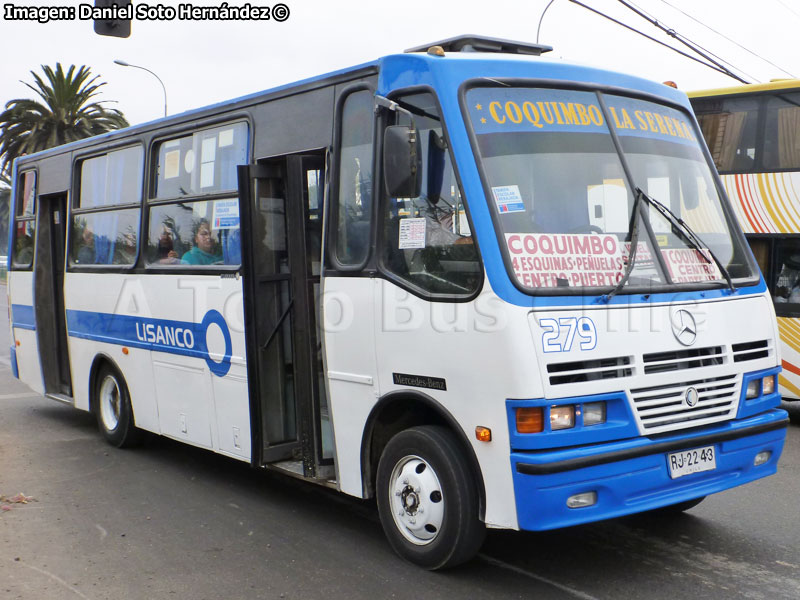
[0,0,799,128]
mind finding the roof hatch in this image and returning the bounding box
[405,34,552,56]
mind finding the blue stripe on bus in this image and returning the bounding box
[65,309,233,377]
[11,304,36,330]
[10,346,19,378]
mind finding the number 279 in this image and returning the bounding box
[540,317,597,353]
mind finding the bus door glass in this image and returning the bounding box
[35,192,72,396]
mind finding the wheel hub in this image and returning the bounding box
[388,456,445,545]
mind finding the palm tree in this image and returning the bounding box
[0,63,129,179]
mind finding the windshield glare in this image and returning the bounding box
[466,86,757,292]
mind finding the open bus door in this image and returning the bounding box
[34,192,72,399]
[238,153,333,481]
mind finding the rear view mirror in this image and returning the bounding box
[383,125,421,198]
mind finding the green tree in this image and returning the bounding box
[0,63,129,179]
[0,185,9,256]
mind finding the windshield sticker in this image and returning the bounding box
[212,199,240,229]
[661,248,722,283]
[506,233,624,288]
[164,150,180,179]
[468,88,698,147]
[398,217,427,249]
[623,241,658,276]
[492,185,526,214]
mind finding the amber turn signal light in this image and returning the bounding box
[516,407,544,434]
[475,426,492,442]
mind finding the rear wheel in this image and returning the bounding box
[94,363,142,448]
[376,426,485,570]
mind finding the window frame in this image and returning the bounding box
[144,118,250,272]
[691,88,800,175]
[10,168,38,271]
[375,85,484,302]
[749,233,800,317]
[460,77,759,298]
[328,82,379,273]
[69,143,145,271]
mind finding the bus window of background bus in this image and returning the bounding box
[693,95,759,173]
[772,239,800,308]
[762,92,800,170]
[12,170,36,269]
[147,123,247,267]
[379,92,481,296]
[334,89,374,268]
[71,147,143,266]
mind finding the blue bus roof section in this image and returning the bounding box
[374,52,728,308]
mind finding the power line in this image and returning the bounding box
[773,0,800,20]
[656,0,796,78]
[567,0,748,83]
[614,0,756,83]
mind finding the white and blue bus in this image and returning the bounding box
[5,36,788,569]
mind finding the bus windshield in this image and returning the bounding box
[466,86,758,292]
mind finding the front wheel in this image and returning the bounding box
[376,426,485,570]
[94,363,143,448]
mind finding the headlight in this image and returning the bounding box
[583,402,607,426]
[550,405,575,430]
[746,379,760,399]
[762,375,775,395]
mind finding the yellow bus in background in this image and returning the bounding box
[690,80,800,400]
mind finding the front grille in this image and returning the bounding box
[642,346,725,374]
[547,356,633,385]
[732,340,770,363]
[629,375,738,434]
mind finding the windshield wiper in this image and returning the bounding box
[602,187,736,302]
[636,187,735,294]
[602,187,646,302]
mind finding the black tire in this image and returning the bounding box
[376,426,485,570]
[653,496,705,515]
[94,363,143,448]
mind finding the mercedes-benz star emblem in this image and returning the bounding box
[685,387,699,408]
[671,309,697,346]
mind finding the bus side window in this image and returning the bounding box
[773,238,800,307]
[12,170,37,269]
[379,92,481,296]
[333,88,374,268]
[71,147,143,267]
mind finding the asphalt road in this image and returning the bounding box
[2,282,800,600]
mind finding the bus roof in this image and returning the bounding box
[688,78,800,98]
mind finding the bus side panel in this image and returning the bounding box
[777,319,800,400]
[64,273,250,459]
[64,273,160,431]
[7,271,44,394]
[719,171,800,399]
[140,275,248,459]
[372,279,542,529]
[210,362,251,461]
[323,277,379,498]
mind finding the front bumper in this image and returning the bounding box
[510,408,788,531]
